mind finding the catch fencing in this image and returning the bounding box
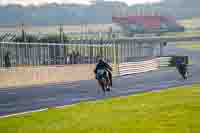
[0,41,115,67]
[0,39,160,77]
[0,38,160,67]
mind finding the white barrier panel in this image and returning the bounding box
[157,57,172,67]
[118,57,173,76]
[119,59,159,76]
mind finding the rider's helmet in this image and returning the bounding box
[98,57,104,63]
[176,57,184,65]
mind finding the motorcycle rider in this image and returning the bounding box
[94,58,113,92]
[176,57,187,80]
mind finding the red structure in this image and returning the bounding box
[112,16,183,33]
[112,16,161,28]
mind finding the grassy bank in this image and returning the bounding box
[0,84,200,133]
[161,31,200,38]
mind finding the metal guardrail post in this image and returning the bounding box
[0,43,2,67]
[160,43,164,56]
[113,39,119,77]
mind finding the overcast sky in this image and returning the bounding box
[0,0,161,6]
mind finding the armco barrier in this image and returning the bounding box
[158,56,189,67]
[157,57,172,67]
[118,57,173,76]
[119,58,159,76]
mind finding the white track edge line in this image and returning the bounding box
[0,108,48,119]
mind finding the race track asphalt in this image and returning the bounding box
[0,43,200,117]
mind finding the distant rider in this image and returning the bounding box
[176,57,187,80]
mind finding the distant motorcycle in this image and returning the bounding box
[177,63,188,80]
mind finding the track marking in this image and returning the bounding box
[0,108,48,119]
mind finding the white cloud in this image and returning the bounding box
[0,0,161,6]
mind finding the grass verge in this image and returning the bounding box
[161,31,200,38]
[0,84,200,133]
[177,43,200,51]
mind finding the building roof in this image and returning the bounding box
[112,16,177,29]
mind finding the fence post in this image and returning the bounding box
[113,39,119,77]
[0,43,2,67]
[160,42,164,56]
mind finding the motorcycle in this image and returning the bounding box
[96,69,111,92]
[177,64,187,80]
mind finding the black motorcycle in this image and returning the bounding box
[96,69,111,93]
[177,64,187,80]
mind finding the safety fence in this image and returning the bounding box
[118,57,175,76]
[0,36,199,67]
[0,41,115,67]
[119,58,159,76]
[118,56,190,76]
[157,57,172,67]
[0,40,158,68]
[157,56,189,67]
